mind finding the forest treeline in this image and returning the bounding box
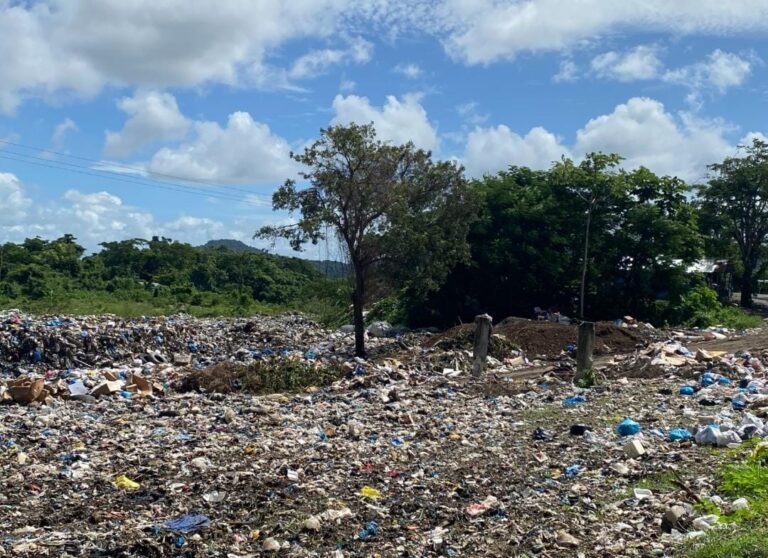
[2,126,767,338]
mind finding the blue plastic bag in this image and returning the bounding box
[563,395,587,406]
[164,513,211,533]
[679,386,694,395]
[616,418,641,437]
[358,520,379,540]
[669,428,692,441]
[701,372,716,386]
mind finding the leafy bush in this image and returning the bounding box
[669,286,762,329]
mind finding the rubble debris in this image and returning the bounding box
[1,310,768,556]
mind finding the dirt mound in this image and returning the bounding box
[427,319,646,359]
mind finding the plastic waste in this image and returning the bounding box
[563,395,587,406]
[616,418,641,437]
[113,475,140,490]
[358,520,379,540]
[359,486,382,499]
[164,513,211,533]
[669,428,693,441]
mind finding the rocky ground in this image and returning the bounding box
[0,312,766,557]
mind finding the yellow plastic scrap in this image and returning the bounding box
[113,475,140,490]
[359,486,382,499]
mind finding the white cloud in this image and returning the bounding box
[591,45,662,81]
[663,49,754,102]
[553,59,578,83]
[0,171,258,251]
[289,37,373,79]
[104,91,190,157]
[0,172,33,226]
[457,102,489,126]
[51,118,78,148]
[587,47,754,106]
[463,125,568,176]
[331,93,439,151]
[148,111,296,183]
[0,0,351,113]
[436,0,768,64]
[462,97,739,182]
[573,97,732,182]
[394,63,423,79]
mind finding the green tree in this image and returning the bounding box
[550,153,625,319]
[257,123,476,356]
[699,138,768,307]
[410,162,702,327]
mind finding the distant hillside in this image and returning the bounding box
[204,239,350,279]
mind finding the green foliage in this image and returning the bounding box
[257,123,478,355]
[681,447,768,558]
[575,368,597,388]
[365,293,409,326]
[668,286,763,329]
[181,359,347,395]
[699,138,768,307]
[407,161,703,327]
[682,526,768,558]
[0,235,323,317]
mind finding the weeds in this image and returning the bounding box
[680,442,768,557]
[177,359,347,395]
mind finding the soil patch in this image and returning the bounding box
[427,319,647,359]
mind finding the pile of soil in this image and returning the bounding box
[426,319,647,359]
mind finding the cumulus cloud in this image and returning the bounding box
[0,0,350,113]
[104,91,190,157]
[4,1,768,112]
[462,97,740,182]
[573,97,732,182]
[663,49,755,106]
[331,93,439,151]
[463,126,568,177]
[591,45,662,81]
[148,111,296,183]
[0,171,258,250]
[436,0,768,64]
[0,172,34,226]
[51,118,78,149]
[587,47,754,106]
[394,63,423,79]
[289,37,373,79]
[553,59,579,83]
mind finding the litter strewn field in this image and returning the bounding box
[1,311,768,557]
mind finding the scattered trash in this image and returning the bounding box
[359,486,382,499]
[0,310,766,556]
[669,428,693,441]
[164,513,211,533]
[616,418,641,437]
[113,475,140,490]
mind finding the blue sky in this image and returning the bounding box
[1,1,767,255]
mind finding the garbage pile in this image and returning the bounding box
[1,312,768,556]
[0,311,392,405]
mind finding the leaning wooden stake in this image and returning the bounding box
[575,321,595,383]
[472,313,493,378]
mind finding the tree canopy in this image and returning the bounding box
[258,123,477,356]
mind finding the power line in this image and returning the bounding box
[0,151,267,206]
[0,137,278,199]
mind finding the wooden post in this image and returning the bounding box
[472,313,493,378]
[575,321,595,382]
